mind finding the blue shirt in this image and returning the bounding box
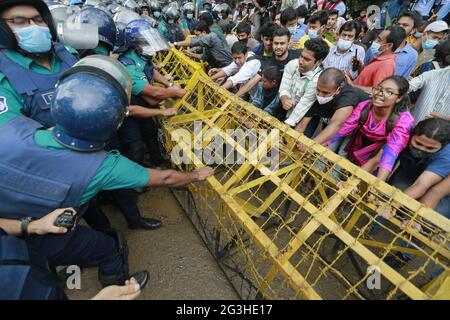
[413,0,438,17]
[395,44,419,78]
[292,24,307,42]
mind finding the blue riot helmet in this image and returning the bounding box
[69,0,83,5]
[52,55,132,152]
[124,19,169,59]
[0,0,58,50]
[113,7,141,47]
[75,7,116,49]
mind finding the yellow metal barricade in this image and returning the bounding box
[155,48,450,300]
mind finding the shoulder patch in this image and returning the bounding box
[0,96,8,114]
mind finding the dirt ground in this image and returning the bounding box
[65,187,238,300]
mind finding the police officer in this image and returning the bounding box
[119,19,185,167]
[149,1,162,24]
[181,1,197,32]
[0,0,78,128]
[157,6,186,42]
[75,8,176,231]
[0,56,213,287]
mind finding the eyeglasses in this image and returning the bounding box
[2,15,46,27]
[372,86,399,98]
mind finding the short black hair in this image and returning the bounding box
[273,27,291,41]
[385,25,407,51]
[318,67,345,87]
[398,10,423,29]
[199,12,214,26]
[236,22,252,35]
[280,7,297,26]
[194,20,210,33]
[412,118,450,146]
[308,11,328,26]
[262,65,282,83]
[328,9,339,18]
[259,22,277,38]
[339,21,361,38]
[435,39,450,67]
[304,38,330,61]
[231,41,248,55]
[295,5,308,18]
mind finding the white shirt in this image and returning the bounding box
[409,65,450,123]
[279,60,323,127]
[222,52,261,87]
[323,43,365,79]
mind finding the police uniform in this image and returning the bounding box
[0,44,78,128]
[0,228,67,300]
[118,49,163,165]
[0,116,149,284]
[157,19,186,43]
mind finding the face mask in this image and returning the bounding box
[288,26,297,35]
[369,41,382,56]
[298,18,305,25]
[422,39,439,50]
[154,11,161,18]
[337,39,353,51]
[316,94,334,105]
[414,32,422,38]
[187,13,194,19]
[168,19,175,24]
[14,25,52,53]
[409,145,434,160]
[308,29,318,39]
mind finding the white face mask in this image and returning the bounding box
[186,13,193,19]
[337,38,353,51]
[298,18,305,25]
[316,94,334,105]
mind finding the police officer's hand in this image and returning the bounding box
[174,88,187,98]
[28,208,77,235]
[193,167,214,181]
[161,108,178,117]
[92,277,141,300]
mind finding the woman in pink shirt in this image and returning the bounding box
[328,76,415,181]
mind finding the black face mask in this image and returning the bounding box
[408,145,434,160]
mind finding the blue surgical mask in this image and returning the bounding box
[414,32,422,38]
[288,26,297,35]
[154,11,161,18]
[308,29,318,39]
[187,13,194,19]
[422,39,439,50]
[369,41,382,56]
[14,25,52,53]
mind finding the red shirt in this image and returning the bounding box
[354,54,397,87]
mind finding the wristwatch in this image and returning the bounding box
[20,217,33,237]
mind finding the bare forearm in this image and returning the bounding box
[221,80,234,90]
[236,75,260,97]
[314,122,343,145]
[419,176,450,209]
[128,105,164,118]
[148,169,200,188]
[376,167,391,182]
[153,69,171,87]
[0,218,44,236]
[142,85,179,100]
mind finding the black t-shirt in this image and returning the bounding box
[304,85,370,123]
[256,49,301,74]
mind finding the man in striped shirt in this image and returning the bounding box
[323,21,366,80]
[408,40,450,123]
